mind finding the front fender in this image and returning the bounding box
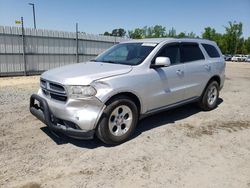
[94,82,144,114]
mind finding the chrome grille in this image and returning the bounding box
[40,79,67,102]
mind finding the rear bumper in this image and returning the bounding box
[30,94,95,139]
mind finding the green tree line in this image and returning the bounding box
[103,21,250,55]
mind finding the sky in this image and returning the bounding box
[0,0,249,38]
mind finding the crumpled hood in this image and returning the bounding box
[41,62,132,85]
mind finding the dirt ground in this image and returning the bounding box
[0,62,250,188]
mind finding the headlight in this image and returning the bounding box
[66,85,97,99]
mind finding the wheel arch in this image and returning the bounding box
[104,92,142,115]
[201,75,221,97]
[207,75,221,87]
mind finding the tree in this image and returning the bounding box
[104,22,250,54]
[151,25,166,37]
[224,21,243,54]
[111,28,126,37]
[177,32,186,38]
[103,31,111,36]
[103,28,126,37]
[167,27,177,37]
[187,32,196,38]
[128,28,145,39]
[134,25,167,38]
[243,37,250,54]
[145,26,153,38]
[202,27,227,53]
[215,33,227,54]
[202,27,217,40]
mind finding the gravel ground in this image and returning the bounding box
[0,62,250,188]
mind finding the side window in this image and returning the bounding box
[157,44,180,65]
[202,43,220,58]
[180,43,205,62]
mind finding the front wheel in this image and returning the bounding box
[96,96,138,145]
[199,81,219,111]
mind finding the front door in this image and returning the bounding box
[145,43,186,111]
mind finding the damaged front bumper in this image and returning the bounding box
[30,93,105,139]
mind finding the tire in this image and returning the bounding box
[199,81,219,111]
[96,96,138,145]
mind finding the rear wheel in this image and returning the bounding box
[199,81,219,111]
[96,96,138,145]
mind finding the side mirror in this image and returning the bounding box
[151,57,171,68]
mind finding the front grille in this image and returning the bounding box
[41,79,67,102]
[50,93,67,101]
[49,83,65,92]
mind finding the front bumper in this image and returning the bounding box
[30,94,98,139]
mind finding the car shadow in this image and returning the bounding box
[40,127,107,149]
[41,98,223,148]
[133,98,223,138]
[137,98,223,134]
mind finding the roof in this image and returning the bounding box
[121,37,216,45]
[121,38,173,44]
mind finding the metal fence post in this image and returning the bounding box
[76,23,79,63]
[21,17,27,75]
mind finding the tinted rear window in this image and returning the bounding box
[180,43,204,62]
[202,43,220,58]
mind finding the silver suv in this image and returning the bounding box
[30,38,225,144]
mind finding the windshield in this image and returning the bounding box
[94,42,156,65]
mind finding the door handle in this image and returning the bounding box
[205,65,211,71]
[176,70,183,75]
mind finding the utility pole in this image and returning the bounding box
[28,3,36,29]
[76,23,79,63]
[21,17,27,75]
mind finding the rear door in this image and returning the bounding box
[180,42,211,99]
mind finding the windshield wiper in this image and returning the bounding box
[100,60,116,64]
[90,59,116,64]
